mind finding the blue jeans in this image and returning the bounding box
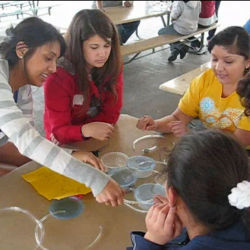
[117,20,140,44]
[158,25,185,53]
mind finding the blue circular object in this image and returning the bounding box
[111,168,137,189]
[49,197,84,220]
[134,183,166,210]
[127,156,156,171]
[127,156,156,178]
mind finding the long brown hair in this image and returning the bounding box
[63,9,121,98]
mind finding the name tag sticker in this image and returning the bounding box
[73,95,84,106]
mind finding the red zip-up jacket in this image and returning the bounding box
[43,67,123,145]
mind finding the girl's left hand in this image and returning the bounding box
[168,121,189,137]
[72,151,106,172]
[144,203,182,245]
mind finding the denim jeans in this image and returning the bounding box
[117,20,140,44]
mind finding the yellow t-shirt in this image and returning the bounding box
[178,69,250,133]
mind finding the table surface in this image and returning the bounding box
[0,114,176,250]
[104,1,170,25]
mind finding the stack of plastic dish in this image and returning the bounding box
[110,168,137,190]
[134,183,166,210]
[100,152,128,174]
[127,155,156,178]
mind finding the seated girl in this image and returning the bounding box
[138,26,250,147]
[128,130,250,249]
[43,9,123,145]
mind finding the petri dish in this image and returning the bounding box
[100,152,128,170]
[134,183,166,210]
[110,168,137,189]
[127,156,156,178]
[49,196,84,220]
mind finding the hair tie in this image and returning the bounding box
[228,180,250,209]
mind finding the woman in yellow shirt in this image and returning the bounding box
[137,26,250,147]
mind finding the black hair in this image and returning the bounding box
[165,130,249,231]
[0,16,66,68]
[208,26,250,60]
[237,71,250,116]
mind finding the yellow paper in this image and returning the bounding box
[22,167,91,200]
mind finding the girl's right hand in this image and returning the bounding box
[81,122,114,141]
[95,179,125,207]
[144,204,182,245]
[136,115,157,131]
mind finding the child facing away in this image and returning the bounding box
[128,130,250,249]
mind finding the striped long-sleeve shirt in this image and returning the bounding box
[0,59,110,196]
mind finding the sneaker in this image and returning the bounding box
[168,50,179,62]
[191,39,201,48]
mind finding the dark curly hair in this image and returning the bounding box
[237,72,250,116]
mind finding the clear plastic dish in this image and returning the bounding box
[110,168,137,189]
[100,152,128,170]
[127,156,156,178]
[134,183,166,210]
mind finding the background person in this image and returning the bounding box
[94,1,140,44]
[158,0,201,62]
[137,26,250,147]
[190,0,217,49]
[128,130,250,249]
[0,17,124,206]
[43,9,123,146]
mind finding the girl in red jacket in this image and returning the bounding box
[44,10,123,148]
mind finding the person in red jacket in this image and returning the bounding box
[43,9,123,147]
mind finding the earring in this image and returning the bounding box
[19,56,23,59]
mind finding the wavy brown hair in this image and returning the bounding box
[237,72,250,116]
[63,9,121,98]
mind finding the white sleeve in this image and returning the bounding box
[171,1,183,20]
[0,66,110,196]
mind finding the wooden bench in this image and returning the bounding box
[159,62,211,95]
[121,23,219,60]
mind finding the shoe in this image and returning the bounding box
[168,50,179,62]
[191,39,201,48]
[179,45,189,59]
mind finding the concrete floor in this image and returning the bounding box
[2,1,247,136]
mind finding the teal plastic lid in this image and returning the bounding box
[49,197,84,220]
[127,156,156,171]
[111,168,137,188]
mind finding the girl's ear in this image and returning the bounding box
[167,186,177,207]
[16,41,28,59]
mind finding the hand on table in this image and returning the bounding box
[168,121,188,137]
[95,179,125,207]
[136,115,158,131]
[81,122,114,141]
[144,203,182,245]
[72,151,106,172]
